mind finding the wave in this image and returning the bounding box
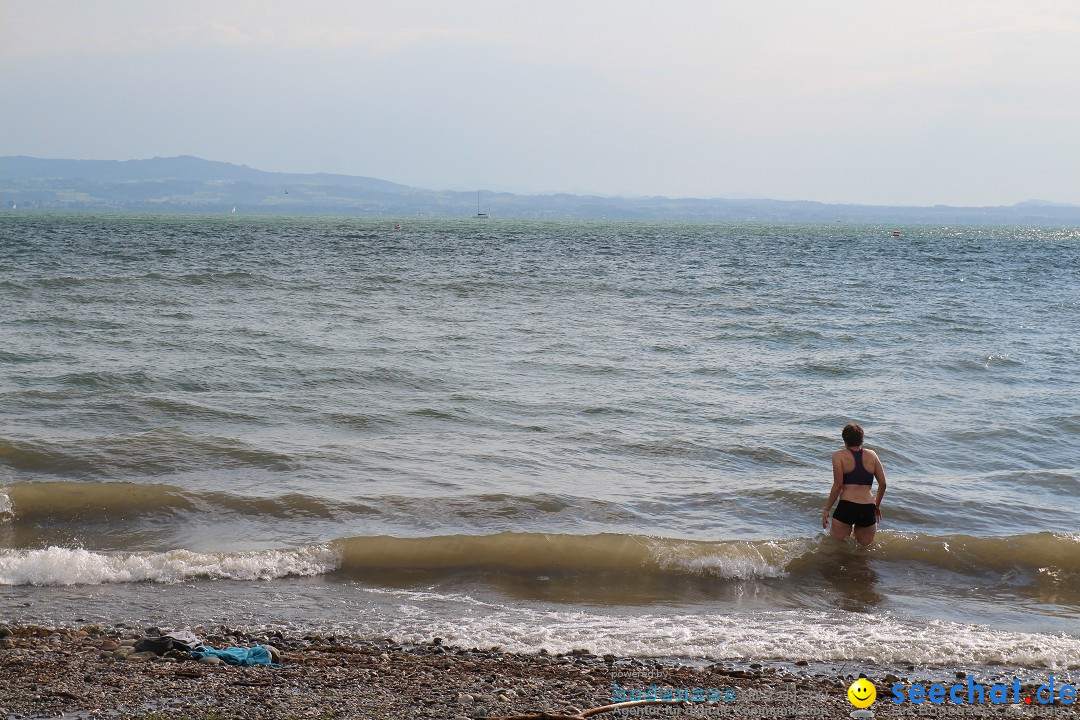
[0,533,800,586]
[334,532,800,579]
[175,270,266,286]
[0,481,376,521]
[1,530,1078,591]
[334,531,1080,588]
[0,432,296,476]
[0,482,639,524]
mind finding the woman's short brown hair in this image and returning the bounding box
[842,423,864,447]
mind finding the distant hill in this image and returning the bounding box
[1013,198,1080,209]
[2,155,1079,224]
[0,155,409,190]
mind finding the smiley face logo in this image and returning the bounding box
[847,678,877,708]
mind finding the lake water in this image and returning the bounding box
[1,213,1078,671]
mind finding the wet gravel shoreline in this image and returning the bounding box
[2,625,1078,720]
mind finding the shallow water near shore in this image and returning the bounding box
[1,213,1078,670]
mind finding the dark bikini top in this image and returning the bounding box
[842,449,874,485]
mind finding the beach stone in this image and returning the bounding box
[112,648,133,659]
[98,640,119,652]
[885,673,900,684]
[0,626,12,639]
[262,644,282,663]
[199,657,224,666]
[455,693,474,704]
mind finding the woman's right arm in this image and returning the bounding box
[822,454,844,528]
[873,454,887,523]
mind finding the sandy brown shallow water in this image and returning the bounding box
[1,625,1078,720]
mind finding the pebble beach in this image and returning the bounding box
[3,624,1079,720]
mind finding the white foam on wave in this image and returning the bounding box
[0,488,12,521]
[343,587,1080,670]
[0,545,340,586]
[650,538,804,580]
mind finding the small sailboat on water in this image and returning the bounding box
[475,191,488,219]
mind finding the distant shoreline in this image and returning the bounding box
[5,207,1080,227]
[3,155,1079,223]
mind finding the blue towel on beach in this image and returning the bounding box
[189,644,276,667]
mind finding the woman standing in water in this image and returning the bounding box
[822,423,887,545]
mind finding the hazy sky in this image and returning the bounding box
[2,1,1078,205]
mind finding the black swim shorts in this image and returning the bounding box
[832,499,877,527]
